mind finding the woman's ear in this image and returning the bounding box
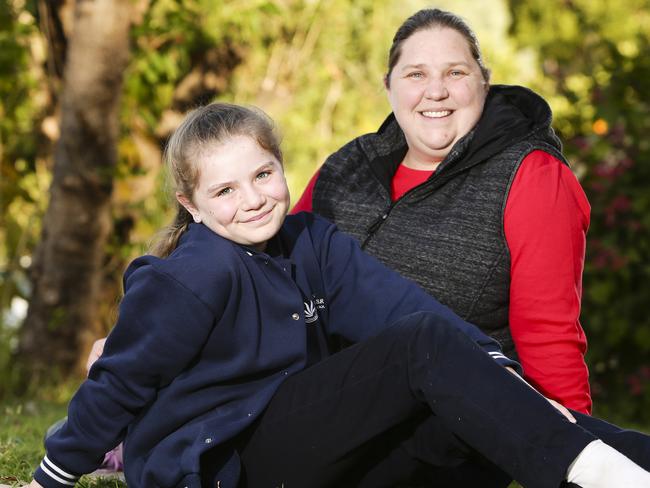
[176,192,202,223]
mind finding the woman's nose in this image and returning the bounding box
[424,77,449,100]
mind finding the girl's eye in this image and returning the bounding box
[217,187,233,197]
[256,170,271,180]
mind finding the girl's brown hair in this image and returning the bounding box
[151,103,282,257]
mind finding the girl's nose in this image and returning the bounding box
[241,185,265,210]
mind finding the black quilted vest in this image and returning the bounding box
[312,85,567,358]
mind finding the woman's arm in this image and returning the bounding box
[505,150,592,413]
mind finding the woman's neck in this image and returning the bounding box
[402,151,444,171]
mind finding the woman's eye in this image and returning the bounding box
[217,187,233,197]
[449,70,465,77]
[256,170,271,180]
[407,72,424,79]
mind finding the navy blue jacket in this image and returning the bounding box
[35,213,517,488]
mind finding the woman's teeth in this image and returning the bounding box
[421,110,451,118]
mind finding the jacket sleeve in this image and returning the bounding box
[314,218,520,372]
[504,150,591,413]
[34,259,219,488]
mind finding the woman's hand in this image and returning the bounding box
[545,397,576,423]
[86,337,107,375]
[505,367,576,423]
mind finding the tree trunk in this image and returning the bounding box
[19,0,133,382]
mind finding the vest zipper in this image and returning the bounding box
[362,209,391,249]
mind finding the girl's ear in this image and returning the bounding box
[176,192,202,223]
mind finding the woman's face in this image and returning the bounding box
[386,27,488,167]
[177,135,290,251]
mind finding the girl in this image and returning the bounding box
[29,104,650,488]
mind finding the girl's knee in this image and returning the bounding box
[394,311,469,350]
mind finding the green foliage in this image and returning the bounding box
[0,0,50,397]
[1,0,648,424]
[507,0,650,422]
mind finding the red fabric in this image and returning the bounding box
[291,151,592,413]
[391,164,435,201]
[504,150,591,413]
[291,171,318,213]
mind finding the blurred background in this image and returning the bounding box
[0,0,649,425]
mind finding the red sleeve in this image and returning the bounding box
[504,150,592,414]
[290,170,320,214]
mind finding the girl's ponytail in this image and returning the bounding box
[150,203,194,258]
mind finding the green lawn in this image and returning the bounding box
[3,395,645,488]
[0,396,521,487]
[0,398,126,487]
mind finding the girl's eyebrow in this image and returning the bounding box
[207,180,234,194]
[206,161,276,194]
[251,161,276,174]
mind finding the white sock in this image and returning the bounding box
[567,439,650,488]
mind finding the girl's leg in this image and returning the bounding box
[239,311,597,488]
[356,413,511,488]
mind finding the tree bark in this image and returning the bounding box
[19,0,133,381]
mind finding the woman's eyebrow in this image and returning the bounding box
[400,61,472,71]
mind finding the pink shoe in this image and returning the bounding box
[89,443,124,479]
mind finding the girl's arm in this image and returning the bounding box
[34,259,218,488]
[312,217,520,372]
[505,150,591,413]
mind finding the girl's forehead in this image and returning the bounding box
[197,136,279,179]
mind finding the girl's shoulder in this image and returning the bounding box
[124,224,240,301]
[282,212,339,245]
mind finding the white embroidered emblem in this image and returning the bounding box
[304,300,318,324]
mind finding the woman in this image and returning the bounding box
[294,8,592,413]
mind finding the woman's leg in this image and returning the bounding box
[239,311,598,488]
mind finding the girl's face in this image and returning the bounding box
[386,27,488,167]
[178,135,290,251]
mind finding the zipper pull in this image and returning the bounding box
[362,210,389,248]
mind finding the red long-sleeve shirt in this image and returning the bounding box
[292,149,592,413]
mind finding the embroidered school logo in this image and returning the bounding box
[304,300,319,324]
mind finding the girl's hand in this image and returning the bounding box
[86,337,107,375]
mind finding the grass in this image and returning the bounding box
[0,395,645,488]
[0,397,126,488]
